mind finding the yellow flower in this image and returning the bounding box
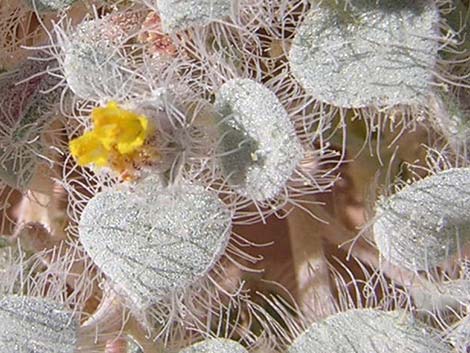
[69,101,151,168]
[92,101,149,155]
[69,131,109,167]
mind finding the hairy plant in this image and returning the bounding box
[0,0,469,352]
[374,167,470,271]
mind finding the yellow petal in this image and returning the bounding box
[91,101,150,155]
[92,101,120,127]
[70,101,152,170]
[115,117,148,154]
[69,131,109,167]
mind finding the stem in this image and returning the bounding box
[77,291,126,350]
[287,207,336,322]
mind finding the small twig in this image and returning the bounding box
[286,206,336,322]
[78,290,126,350]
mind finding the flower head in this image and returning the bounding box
[69,101,151,171]
[69,131,110,167]
[91,101,149,154]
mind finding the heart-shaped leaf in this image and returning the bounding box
[0,296,78,353]
[60,17,136,101]
[374,168,470,271]
[0,58,59,190]
[288,309,449,353]
[79,179,232,307]
[289,0,439,108]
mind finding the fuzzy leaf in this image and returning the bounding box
[289,0,439,108]
[374,168,470,271]
[79,178,232,307]
[214,79,303,202]
[288,309,450,353]
[0,296,78,353]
